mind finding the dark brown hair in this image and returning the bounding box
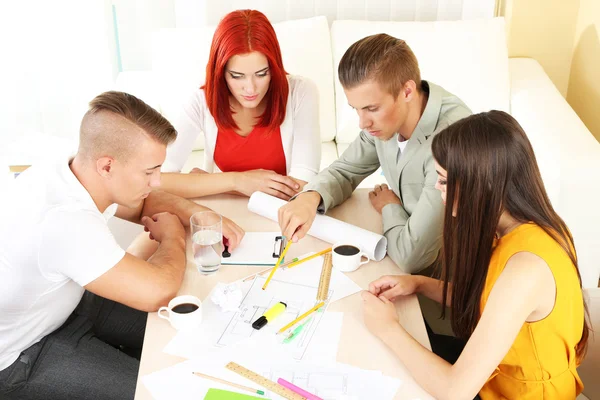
[338,33,421,97]
[432,110,589,360]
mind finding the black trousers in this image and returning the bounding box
[0,291,147,400]
[425,320,482,400]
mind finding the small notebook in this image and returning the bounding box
[222,232,284,266]
[203,388,267,400]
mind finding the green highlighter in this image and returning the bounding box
[204,388,269,400]
[283,316,313,344]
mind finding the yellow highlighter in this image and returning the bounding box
[252,302,287,330]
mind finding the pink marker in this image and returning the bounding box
[277,378,323,400]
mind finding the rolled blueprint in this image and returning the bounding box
[248,192,387,261]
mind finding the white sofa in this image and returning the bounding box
[116,16,600,291]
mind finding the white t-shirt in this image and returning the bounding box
[0,156,125,371]
[397,135,409,152]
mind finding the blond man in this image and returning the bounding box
[0,91,243,399]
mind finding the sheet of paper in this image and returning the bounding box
[215,276,330,360]
[164,276,344,363]
[222,232,281,266]
[275,254,363,303]
[203,388,265,400]
[142,358,403,400]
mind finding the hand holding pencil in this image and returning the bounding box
[262,238,293,290]
[277,191,321,242]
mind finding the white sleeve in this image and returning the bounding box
[289,77,321,181]
[163,89,207,173]
[38,209,126,286]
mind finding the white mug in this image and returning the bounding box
[158,295,203,330]
[332,243,370,272]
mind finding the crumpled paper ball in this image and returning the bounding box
[210,282,243,312]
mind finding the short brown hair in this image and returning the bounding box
[338,34,421,97]
[79,91,177,160]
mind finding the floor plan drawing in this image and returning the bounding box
[216,275,332,359]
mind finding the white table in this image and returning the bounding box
[134,190,434,399]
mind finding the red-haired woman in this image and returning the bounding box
[160,9,321,201]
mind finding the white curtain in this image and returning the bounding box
[175,0,496,27]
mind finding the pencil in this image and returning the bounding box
[262,239,292,290]
[242,257,300,283]
[277,301,325,334]
[192,372,265,395]
[285,247,332,269]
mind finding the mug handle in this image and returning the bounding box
[358,252,370,266]
[158,307,170,321]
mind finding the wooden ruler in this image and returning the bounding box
[316,252,333,301]
[225,362,306,400]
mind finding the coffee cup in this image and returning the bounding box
[332,244,370,272]
[158,295,202,330]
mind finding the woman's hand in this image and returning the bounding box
[368,275,421,302]
[234,169,300,200]
[362,291,400,338]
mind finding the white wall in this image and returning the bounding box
[0,0,117,149]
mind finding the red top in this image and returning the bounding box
[214,125,287,175]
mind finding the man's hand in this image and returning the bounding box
[368,184,401,214]
[222,216,245,251]
[234,169,300,200]
[142,212,185,243]
[278,191,321,242]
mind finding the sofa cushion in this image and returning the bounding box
[150,16,336,150]
[331,17,510,144]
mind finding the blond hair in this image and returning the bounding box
[79,91,177,160]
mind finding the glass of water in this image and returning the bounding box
[190,211,223,274]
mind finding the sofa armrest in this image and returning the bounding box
[509,58,600,289]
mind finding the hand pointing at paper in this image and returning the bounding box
[278,191,322,242]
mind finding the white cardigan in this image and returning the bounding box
[163,75,321,182]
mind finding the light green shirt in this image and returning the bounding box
[305,81,472,273]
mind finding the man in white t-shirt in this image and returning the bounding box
[0,91,244,400]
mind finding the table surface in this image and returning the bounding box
[134,189,434,399]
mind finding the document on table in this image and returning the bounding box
[163,255,361,362]
[142,358,403,400]
[221,232,282,266]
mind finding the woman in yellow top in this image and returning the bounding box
[362,110,590,399]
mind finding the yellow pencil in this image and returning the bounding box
[277,301,325,334]
[241,257,301,283]
[192,372,265,395]
[285,247,332,269]
[262,239,292,290]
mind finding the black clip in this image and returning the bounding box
[222,241,231,258]
[272,236,286,258]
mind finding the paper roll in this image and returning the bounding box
[248,192,388,261]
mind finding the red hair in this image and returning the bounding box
[203,10,288,132]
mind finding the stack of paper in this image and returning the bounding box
[142,358,403,400]
[164,256,362,363]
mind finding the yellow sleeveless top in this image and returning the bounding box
[479,223,585,399]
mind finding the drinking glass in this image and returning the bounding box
[190,211,223,274]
